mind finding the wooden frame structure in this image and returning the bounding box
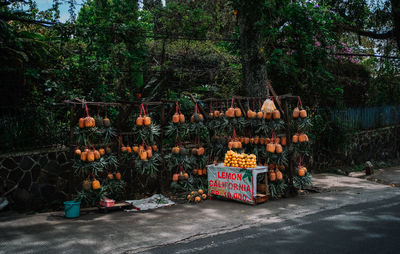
[64,92,301,197]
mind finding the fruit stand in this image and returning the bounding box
[64,87,312,208]
[207,163,269,205]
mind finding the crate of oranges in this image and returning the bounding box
[224,150,257,168]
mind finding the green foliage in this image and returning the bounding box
[311,111,355,153]
[189,122,209,142]
[293,172,312,190]
[145,40,241,99]
[208,138,228,161]
[74,126,116,146]
[73,154,118,177]
[154,1,212,38]
[269,180,288,198]
[134,153,162,177]
[0,105,69,152]
[264,149,289,166]
[170,175,208,193]
[52,0,146,102]
[131,123,161,145]
[165,122,190,142]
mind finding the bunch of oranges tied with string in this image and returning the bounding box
[224,150,257,168]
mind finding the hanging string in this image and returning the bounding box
[231,96,235,108]
[175,102,182,114]
[85,104,90,117]
[298,156,303,167]
[297,96,303,109]
[139,104,143,117]
[142,104,146,116]
[270,131,276,143]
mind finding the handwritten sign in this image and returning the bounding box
[207,164,254,204]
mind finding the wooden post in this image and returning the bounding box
[68,103,75,198]
[284,99,297,196]
[69,104,75,151]
[264,172,269,196]
[159,102,166,192]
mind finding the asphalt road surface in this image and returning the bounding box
[139,196,400,254]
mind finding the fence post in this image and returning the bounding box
[68,103,75,198]
[284,99,297,196]
[159,101,166,193]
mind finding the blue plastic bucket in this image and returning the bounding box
[64,201,81,218]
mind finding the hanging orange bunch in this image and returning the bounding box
[297,157,307,177]
[293,96,307,119]
[78,104,95,128]
[225,96,240,118]
[92,176,101,190]
[299,133,309,142]
[190,102,204,123]
[228,129,242,149]
[172,102,185,123]
[136,104,151,126]
[172,165,187,182]
[84,104,95,128]
[192,136,205,156]
[292,133,299,143]
[266,133,276,153]
[138,142,148,161]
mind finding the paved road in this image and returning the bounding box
[139,196,400,254]
[2,174,399,254]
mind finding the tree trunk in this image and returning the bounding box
[391,0,400,50]
[237,3,267,97]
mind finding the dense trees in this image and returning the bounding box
[0,0,399,107]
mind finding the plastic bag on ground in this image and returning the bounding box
[125,194,175,212]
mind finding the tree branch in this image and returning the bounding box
[341,24,393,40]
[0,14,58,26]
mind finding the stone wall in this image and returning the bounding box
[312,125,400,169]
[0,148,73,211]
[349,125,399,162]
